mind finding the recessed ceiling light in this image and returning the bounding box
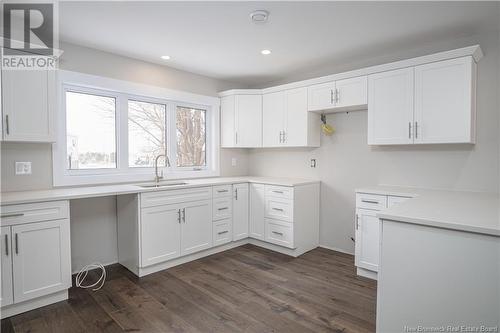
[250,10,269,23]
[261,49,271,55]
[160,55,170,60]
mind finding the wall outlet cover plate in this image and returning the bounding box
[15,162,32,175]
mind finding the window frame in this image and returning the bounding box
[53,70,220,187]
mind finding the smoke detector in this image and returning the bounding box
[250,10,269,24]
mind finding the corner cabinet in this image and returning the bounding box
[220,91,262,148]
[368,56,477,145]
[1,69,56,142]
[263,87,320,147]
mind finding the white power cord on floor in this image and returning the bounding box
[75,263,107,291]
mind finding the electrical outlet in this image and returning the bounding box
[231,157,237,167]
[15,162,32,175]
[310,159,317,168]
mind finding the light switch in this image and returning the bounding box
[231,157,237,167]
[15,162,32,175]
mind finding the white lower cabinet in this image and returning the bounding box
[265,218,294,249]
[0,201,71,318]
[180,200,212,255]
[232,183,249,241]
[213,219,232,246]
[1,226,13,307]
[249,184,265,240]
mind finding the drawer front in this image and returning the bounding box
[265,219,294,249]
[212,185,233,198]
[387,196,411,208]
[265,197,293,222]
[213,197,232,221]
[0,201,69,226]
[265,185,294,200]
[141,187,212,208]
[356,193,387,210]
[213,219,232,246]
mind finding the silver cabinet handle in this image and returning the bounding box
[217,189,228,193]
[182,208,186,223]
[335,88,340,104]
[235,188,238,200]
[415,121,419,139]
[4,234,8,256]
[282,131,286,143]
[177,209,181,224]
[15,233,19,255]
[0,213,24,218]
[330,89,334,104]
[218,230,229,235]
[272,231,283,236]
[361,199,379,204]
[272,190,284,194]
[355,214,359,230]
[235,131,238,145]
[272,207,284,212]
[408,122,412,139]
[5,115,10,135]
[218,207,229,211]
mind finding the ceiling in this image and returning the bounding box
[59,1,499,86]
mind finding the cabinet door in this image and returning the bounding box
[220,95,236,147]
[2,69,55,142]
[12,219,71,303]
[249,184,265,240]
[414,57,475,144]
[334,76,367,109]
[233,183,249,241]
[284,87,308,146]
[235,94,262,147]
[262,91,285,147]
[355,209,380,272]
[307,81,335,111]
[368,68,414,145]
[1,227,13,307]
[181,200,212,256]
[140,204,181,267]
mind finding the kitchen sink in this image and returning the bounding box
[137,181,188,188]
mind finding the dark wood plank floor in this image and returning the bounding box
[1,244,377,333]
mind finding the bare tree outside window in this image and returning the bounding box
[128,100,167,167]
[176,106,206,167]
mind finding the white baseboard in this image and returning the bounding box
[319,244,354,255]
[357,267,378,280]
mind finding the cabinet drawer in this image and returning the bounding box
[265,185,293,199]
[212,185,232,198]
[265,197,293,222]
[0,201,69,226]
[213,198,232,221]
[141,187,212,208]
[213,219,232,246]
[356,193,387,210]
[265,219,294,249]
[387,196,411,208]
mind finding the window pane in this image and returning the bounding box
[176,106,206,167]
[128,100,167,167]
[66,91,116,169]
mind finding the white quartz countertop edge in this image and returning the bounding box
[356,185,500,237]
[0,176,319,206]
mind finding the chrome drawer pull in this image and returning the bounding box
[272,231,284,236]
[361,199,379,204]
[218,230,229,235]
[217,189,228,193]
[272,207,284,212]
[177,209,181,224]
[15,233,19,255]
[4,234,8,256]
[218,207,229,211]
[272,190,284,194]
[0,213,24,218]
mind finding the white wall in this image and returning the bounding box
[248,32,500,254]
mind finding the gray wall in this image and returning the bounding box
[247,32,500,254]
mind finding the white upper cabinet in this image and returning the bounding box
[1,69,55,142]
[262,87,319,148]
[368,68,415,145]
[307,76,367,113]
[368,56,477,145]
[414,57,476,144]
[220,92,262,148]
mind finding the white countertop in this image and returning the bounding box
[0,176,319,206]
[357,185,500,237]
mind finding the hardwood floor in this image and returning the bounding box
[1,245,377,333]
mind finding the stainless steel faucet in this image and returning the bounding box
[154,154,171,183]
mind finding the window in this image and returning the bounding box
[66,91,116,169]
[54,71,219,186]
[128,100,167,168]
[176,106,206,168]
